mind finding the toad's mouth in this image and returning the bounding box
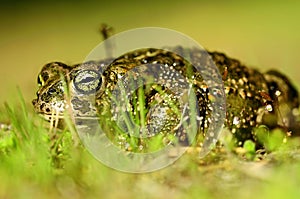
[32,98,68,116]
[40,113,64,123]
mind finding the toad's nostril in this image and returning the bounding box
[32,99,37,105]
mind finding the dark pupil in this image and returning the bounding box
[80,77,95,84]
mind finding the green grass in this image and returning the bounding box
[1,91,300,199]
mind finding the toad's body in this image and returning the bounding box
[32,47,299,147]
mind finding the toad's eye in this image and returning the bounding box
[74,70,102,94]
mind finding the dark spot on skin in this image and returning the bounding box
[45,108,51,113]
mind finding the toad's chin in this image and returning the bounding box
[38,112,65,124]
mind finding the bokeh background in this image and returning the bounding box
[0,0,299,106]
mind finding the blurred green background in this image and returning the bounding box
[0,0,299,105]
